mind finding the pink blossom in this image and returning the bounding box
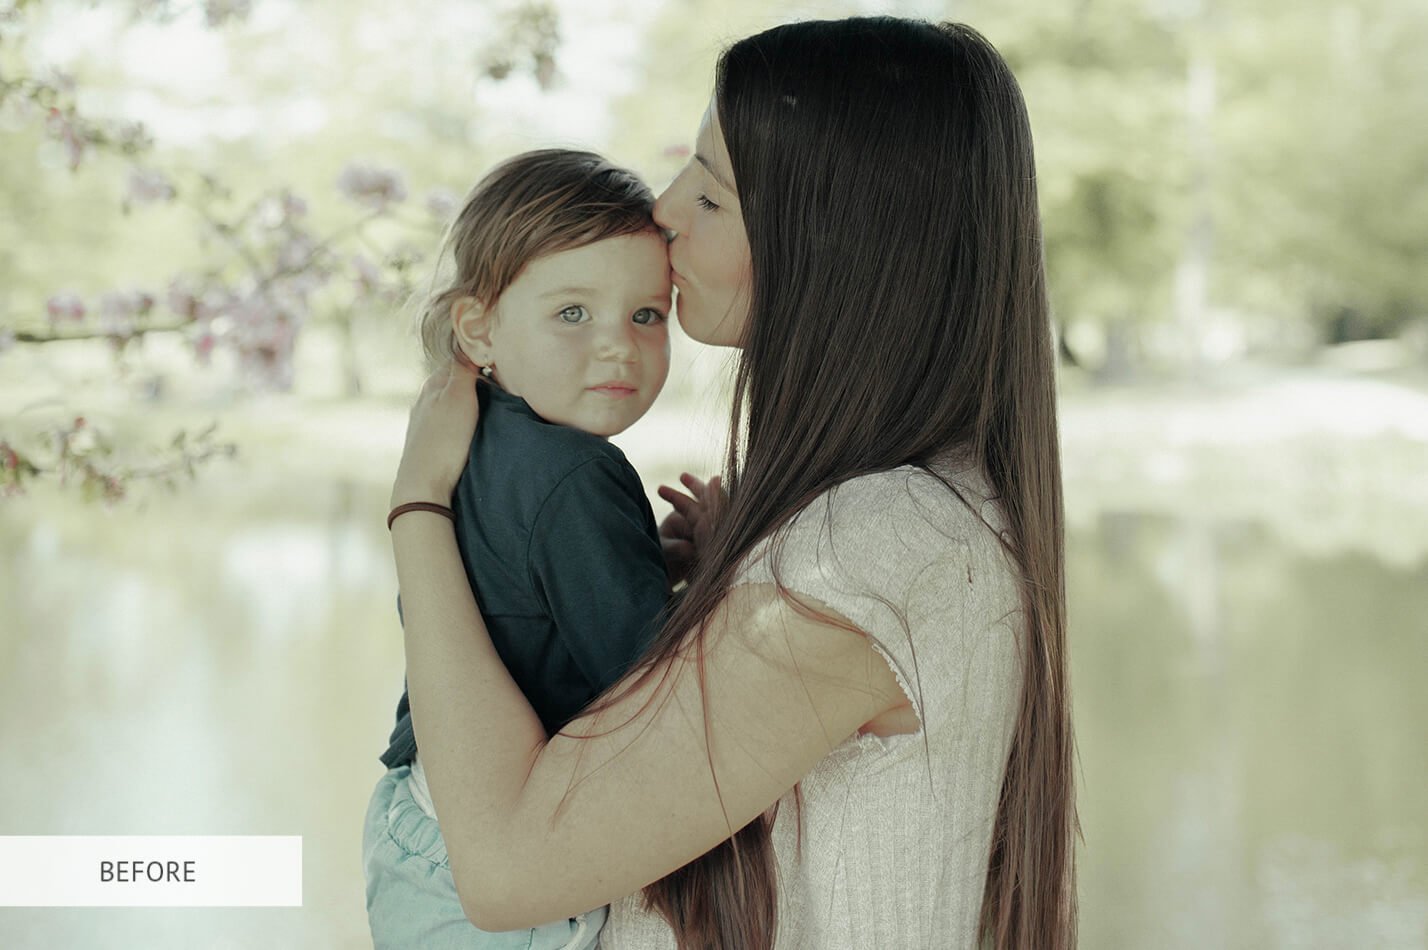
[99,292,138,340]
[45,109,87,170]
[167,279,204,321]
[337,164,407,211]
[352,254,382,293]
[127,166,176,205]
[48,69,77,96]
[281,190,309,220]
[425,187,459,220]
[192,330,217,365]
[662,144,691,159]
[95,290,154,345]
[224,293,301,390]
[385,242,425,271]
[114,121,154,153]
[128,0,183,22]
[46,292,86,323]
[257,190,308,228]
[202,0,253,28]
[100,289,155,320]
[275,232,317,272]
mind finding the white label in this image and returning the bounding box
[0,836,302,907]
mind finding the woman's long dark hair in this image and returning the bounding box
[570,18,1076,949]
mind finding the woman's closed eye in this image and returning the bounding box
[557,305,589,324]
[632,308,666,326]
[696,193,719,212]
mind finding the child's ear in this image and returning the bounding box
[451,296,495,366]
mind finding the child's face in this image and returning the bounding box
[485,232,672,437]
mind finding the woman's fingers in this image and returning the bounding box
[391,361,481,508]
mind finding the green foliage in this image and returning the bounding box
[1213,0,1428,340]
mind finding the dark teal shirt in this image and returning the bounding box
[380,382,671,768]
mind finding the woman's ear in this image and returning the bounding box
[451,296,495,367]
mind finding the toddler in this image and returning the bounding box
[363,149,674,950]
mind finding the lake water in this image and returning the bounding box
[1,417,1424,948]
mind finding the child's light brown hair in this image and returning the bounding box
[417,149,659,370]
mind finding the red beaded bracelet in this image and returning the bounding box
[387,502,455,531]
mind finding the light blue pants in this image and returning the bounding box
[363,765,607,950]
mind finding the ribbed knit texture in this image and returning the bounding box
[599,454,1024,949]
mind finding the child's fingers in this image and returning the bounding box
[658,484,698,517]
[661,538,696,561]
[659,510,691,539]
[679,472,707,496]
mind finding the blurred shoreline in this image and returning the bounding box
[4,339,1427,570]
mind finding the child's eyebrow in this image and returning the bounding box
[538,285,600,298]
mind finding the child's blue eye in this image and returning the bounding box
[632,308,665,326]
[696,194,719,212]
[557,305,589,324]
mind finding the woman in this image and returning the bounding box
[388,17,1076,950]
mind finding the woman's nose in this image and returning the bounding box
[653,183,682,237]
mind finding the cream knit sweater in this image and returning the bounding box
[598,455,1024,949]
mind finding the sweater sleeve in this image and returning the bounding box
[527,454,672,693]
[730,468,1017,753]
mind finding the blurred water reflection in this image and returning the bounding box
[1,477,1424,948]
[1071,512,1428,949]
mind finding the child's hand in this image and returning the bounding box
[391,362,481,509]
[657,473,724,586]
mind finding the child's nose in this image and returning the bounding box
[596,325,639,362]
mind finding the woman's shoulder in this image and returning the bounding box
[736,446,1013,599]
[790,448,1007,550]
[733,448,1022,737]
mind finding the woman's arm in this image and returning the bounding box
[391,366,908,932]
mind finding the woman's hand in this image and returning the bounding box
[391,362,481,509]
[656,472,724,586]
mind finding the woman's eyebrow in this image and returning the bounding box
[694,153,734,192]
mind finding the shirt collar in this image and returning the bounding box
[480,380,543,422]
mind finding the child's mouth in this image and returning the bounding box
[589,384,637,397]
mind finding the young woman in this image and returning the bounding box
[387,17,1077,950]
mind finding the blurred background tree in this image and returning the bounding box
[2,0,1426,498]
[3,7,1426,947]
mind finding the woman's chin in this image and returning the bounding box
[675,306,741,349]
